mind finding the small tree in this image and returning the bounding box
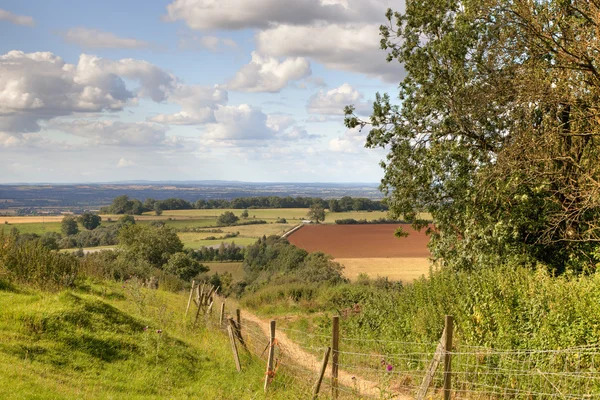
[154,203,163,216]
[241,209,249,218]
[164,252,208,281]
[78,212,101,230]
[61,216,79,236]
[307,204,325,223]
[217,211,239,226]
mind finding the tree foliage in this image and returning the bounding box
[118,224,183,268]
[78,212,102,230]
[61,216,79,236]
[345,0,600,272]
[307,203,325,223]
[216,211,239,226]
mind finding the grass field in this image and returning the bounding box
[177,234,257,249]
[1,221,62,234]
[323,210,389,222]
[161,208,311,221]
[203,262,244,281]
[0,280,303,399]
[335,257,433,282]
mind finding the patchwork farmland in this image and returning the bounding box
[287,224,432,282]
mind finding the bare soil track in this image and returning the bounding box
[241,310,412,399]
[287,224,431,258]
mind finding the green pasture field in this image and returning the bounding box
[203,262,245,281]
[177,222,295,249]
[0,280,304,399]
[160,208,311,221]
[1,222,62,235]
[323,210,389,222]
[177,234,257,249]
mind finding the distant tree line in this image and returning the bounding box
[187,243,244,262]
[100,195,387,215]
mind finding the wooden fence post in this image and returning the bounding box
[184,280,196,319]
[331,316,340,399]
[227,324,241,372]
[219,302,225,326]
[264,320,276,392]
[443,315,454,400]
[416,326,446,400]
[236,309,242,337]
[229,318,248,352]
[312,346,331,400]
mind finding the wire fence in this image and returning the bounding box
[194,292,600,399]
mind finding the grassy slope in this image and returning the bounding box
[203,262,245,281]
[0,280,305,399]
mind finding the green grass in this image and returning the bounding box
[0,280,306,399]
[203,262,245,281]
[178,234,257,249]
[1,222,62,235]
[323,210,389,223]
[162,208,311,221]
[177,223,295,249]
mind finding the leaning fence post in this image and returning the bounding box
[229,317,248,352]
[184,280,196,319]
[443,315,454,400]
[264,320,276,392]
[312,346,331,400]
[331,316,340,399]
[227,324,242,372]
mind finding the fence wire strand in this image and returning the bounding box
[203,299,600,399]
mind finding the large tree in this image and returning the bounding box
[307,203,325,223]
[78,212,101,230]
[61,216,79,236]
[346,0,600,272]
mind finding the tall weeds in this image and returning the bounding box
[0,232,79,290]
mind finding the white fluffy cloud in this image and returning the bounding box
[0,8,34,26]
[200,105,318,146]
[150,84,228,125]
[165,0,345,30]
[329,126,368,153]
[49,120,174,147]
[165,0,404,81]
[307,83,369,115]
[0,50,229,140]
[203,105,275,141]
[61,28,150,49]
[0,51,133,134]
[257,23,403,82]
[165,0,397,30]
[227,52,311,92]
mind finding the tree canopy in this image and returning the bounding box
[78,212,101,230]
[346,0,600,273]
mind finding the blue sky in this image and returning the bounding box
[0,0,404,183]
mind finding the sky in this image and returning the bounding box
[0,0,405,183]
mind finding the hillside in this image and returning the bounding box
[0,279,303,399]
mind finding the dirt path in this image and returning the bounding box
[240,310,412,399]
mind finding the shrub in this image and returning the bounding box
[0,232,79,290]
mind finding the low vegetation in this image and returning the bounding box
[0,227,305,399]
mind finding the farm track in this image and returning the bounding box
[240,309,412,399]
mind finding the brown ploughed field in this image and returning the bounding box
[286,224,430,258]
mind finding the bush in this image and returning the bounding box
[216,211,239,226]
[164,252,208,281]
[0,232,79,290]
